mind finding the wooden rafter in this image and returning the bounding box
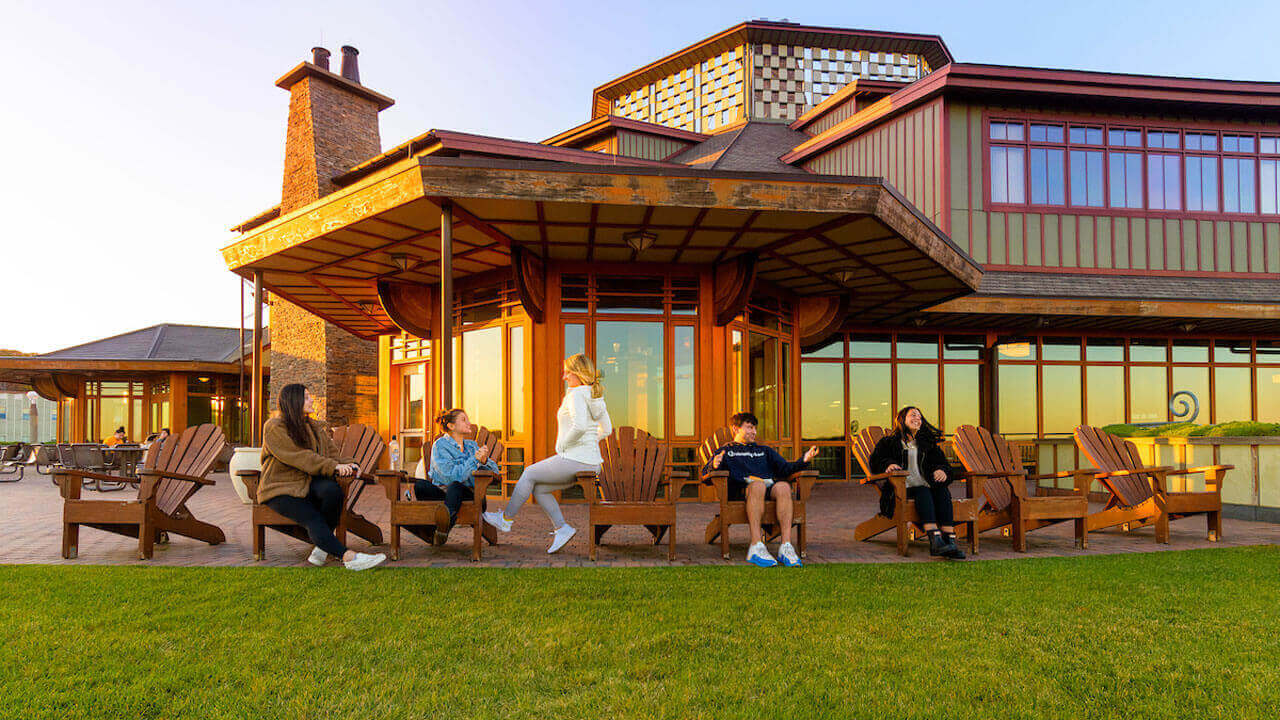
[712,210,761,265]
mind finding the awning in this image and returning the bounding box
[222,156,983,340]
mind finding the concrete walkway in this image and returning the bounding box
[5,472,1278,568]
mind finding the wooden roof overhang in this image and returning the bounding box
[0,359,246,400]
[911,296,1280,336]
[221,156,984,341]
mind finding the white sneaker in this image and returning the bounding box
[548,524,577,554]
[482,511,513,533]
[307,546,328,567]
[343,552,387,571]
[747,541,777,567]
[777,542,802,568]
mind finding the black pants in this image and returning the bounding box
[413,479,474,524]
[265,476,347,557]
[907,483,954,527]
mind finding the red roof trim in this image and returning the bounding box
[789,78,905,131]
[542,115,708,147]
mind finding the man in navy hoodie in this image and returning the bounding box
[703,412,819,567]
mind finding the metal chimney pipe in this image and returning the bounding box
[312,47,331,70]
[339,46,360,83]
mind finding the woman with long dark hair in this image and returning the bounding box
[868,406,965,559]
[257,383,386,570]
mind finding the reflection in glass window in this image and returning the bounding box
[1171,340,1209,363]
[1041,365,1081,434]
[801,363,844,441]
[850,333,891,358]
[1214,341,1251,364]
[1257,368,1280,422]
[1129,366,1167,423]
[1223,157,1256,213]
[896,334,938,359]
[1069,126,1103,145]
[564,323,585,358]
[402,366,425,430]
[1186,156,1219,212]
[1214,367,1251,423]
[802,335,843,359]
[1029,147,1065,205]
[991,146,1026,203]
[1147,131,1180,149]
[1262,159,1280,215]
[1107,128,1142,147]
[1147,154,1181,211]
[749,333,779,440]
[462,326,503,433]
[1070,149,1104,207]
[1186,133,1217,151]
[896,364,939,427]
[849,364,891,436]
[1087,338,1124,363]
[1041,337,1081,361]
[1086,366,1125,427]
[674,326,695,436]
[1029,123,1064,143]
[1109,152,1143,208]
[597,321,665,437]
[1172,367,1208,422]
[997,365,1037,436]
[509,326,525,436]
[1129,339,1168,363]
[943,365,980,433]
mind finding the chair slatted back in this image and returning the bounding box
[71,443,108,471]
[1074,425,1155,506]
[147,424,226,515]
[851,426,888,478]
[597,427,667,502]
[697,427,737,468]
[330,424,386,512]
[0,444,18,463]
[952,425,1018,511]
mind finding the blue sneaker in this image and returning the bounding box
[746,542,777,567]
[777,542,802,567]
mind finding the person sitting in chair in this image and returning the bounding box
[868,406,965,560]
[416,408,500,545]
[703,412,818,568]
[104,427,127,447]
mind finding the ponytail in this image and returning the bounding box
[564,353,605,399]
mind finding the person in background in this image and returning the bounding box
[416,409,499,545]
[703,412,818,567]
[484,353,612,554]
[257,383,386,571]
[868,406,965,560]
[104,427,127,447]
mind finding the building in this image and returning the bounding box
[223,21,1280,504]
[0,324,266,444]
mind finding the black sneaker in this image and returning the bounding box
[928,531,947,557]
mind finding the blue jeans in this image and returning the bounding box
[414,480,474,525]
[907,483,954,526]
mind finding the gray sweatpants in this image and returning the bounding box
[503,454,598,528]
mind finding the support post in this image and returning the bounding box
[27,391,39,445]
[251,270,265,446]
[440,201,454,409]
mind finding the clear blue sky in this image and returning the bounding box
[2,0,1275,352]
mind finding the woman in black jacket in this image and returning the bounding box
[868,406,965,559]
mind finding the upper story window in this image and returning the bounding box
[989,117,1280,219]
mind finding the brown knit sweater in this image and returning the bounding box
[256,416,349,503]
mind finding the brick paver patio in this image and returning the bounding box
[4,472,1277,567]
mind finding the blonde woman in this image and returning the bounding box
[484,353,612,554]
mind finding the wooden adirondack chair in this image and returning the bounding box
[952,425,1090,551]
[59,424,227,560]
[1074,425,1231,543]
[377,426,502,561]
[240,424,386,561]
[697,426,818,560]
[850,426,979,556]
[576,427,689,561]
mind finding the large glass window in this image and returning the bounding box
[597,321,664,436]
[509,326,525,436]
[1128,366,1168,423]
[1069,149,1105,207]
[990,146,1026,204]
[1108,151,1143,209]
[848,363,892,436]
[460,326,503,432]
[1257,367,1280,422]
[997,364,1037,436]
[1186,156,1219,212]
[1147,154,1181,210]
[1213,367,1251,423]
[673,326,695,437]
[1029,147,1065,205]
[1086,366,1125,427]
[801,364,844,441]
[748,332,780,440]
[1041,365,1082,434]
[1222,157,1256,213]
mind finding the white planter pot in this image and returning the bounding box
[228,447,262,505]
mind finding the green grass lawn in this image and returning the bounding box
[2,547,1279,719]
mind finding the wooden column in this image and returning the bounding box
[170,372,188,436]
[981,332,999,433]
[440,202,454,409]
[251,270,265,445]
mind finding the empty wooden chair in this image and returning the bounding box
[697,426,818,560]
[952,425,1089,551]
[59,424,227,560]
[576,427,689,561]
[850,426,979,556]
[1074,425,1231,543]
[240,424,386,561]
[377,426,502,561]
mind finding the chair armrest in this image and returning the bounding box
[470,470,497,499]
[699,470,731,504]
[859,469,908,486]
[54,468,85,499]
[377,469,408,503]
[785,469,819,502]
[663,470,691,504]
[1093,466,1173,479]
[1166,464,1235,476]
[575,470,598,503]
[136,469,215,486]
[965,469,1028,479]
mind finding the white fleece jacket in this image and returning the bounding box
[554,385,612,465]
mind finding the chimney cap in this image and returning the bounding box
[339,45,361,84]
[275,60,394,111]
[311,46,331,70]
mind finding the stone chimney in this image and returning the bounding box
[268,47,394,426]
